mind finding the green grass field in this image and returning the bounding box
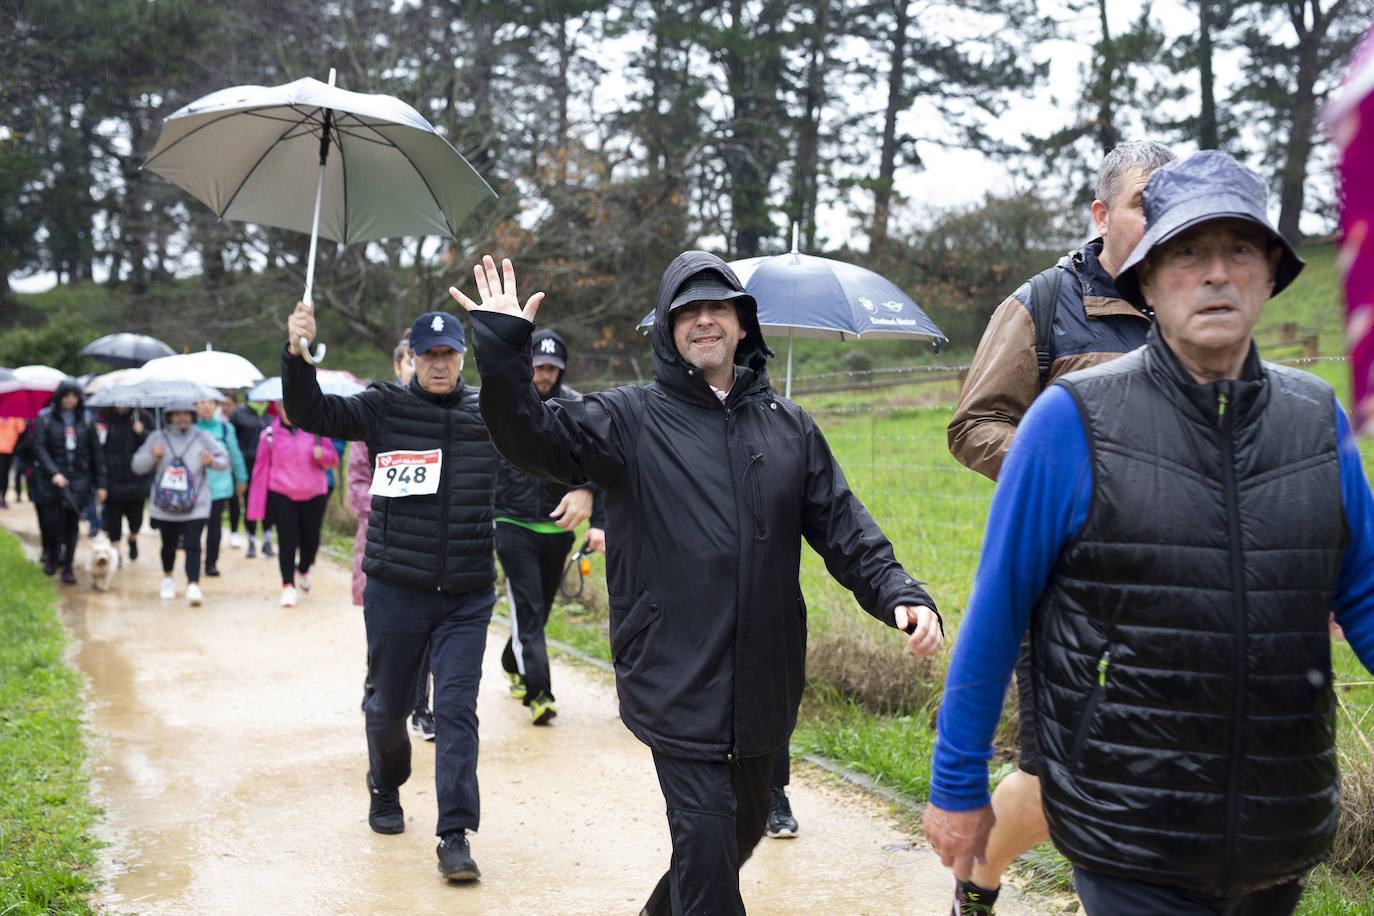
[0,531,100,916]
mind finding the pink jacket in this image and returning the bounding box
[246,419,338,520]
[346,441,373,606]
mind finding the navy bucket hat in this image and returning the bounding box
[1113,150,1304,310]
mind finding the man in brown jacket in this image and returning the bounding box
[943,138,1174,916]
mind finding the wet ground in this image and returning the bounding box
[4,506,1052,915]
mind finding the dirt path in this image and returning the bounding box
[4,506,1052,915]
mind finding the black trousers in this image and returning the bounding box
[266,490,327,586]
[157,517,206,582]
[363,577,493,836]
[204,497,230,570]
[0,453,11,501]
[38,503,80,569]
[1073,867,1306,916]
[643,751,773,916]
[495,523,574,703]
[103,496,145,542]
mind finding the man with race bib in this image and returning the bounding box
[283,304,497,884]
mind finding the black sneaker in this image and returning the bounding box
[436,831,480,882]
[409,708,436,741]
[205,565,220,577]
[42,558,56,576]
[766,785,798,838]
[60,566,77,585]
[127,537,138,561]
[366,773,404,835]
[953,879,999,915]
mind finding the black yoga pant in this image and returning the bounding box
[266,490,328,586]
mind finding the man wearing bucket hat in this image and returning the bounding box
[453,251,943,914]
[283,303,497,884]
[925,149,1374,913]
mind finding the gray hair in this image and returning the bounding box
[1095,140,1176,207]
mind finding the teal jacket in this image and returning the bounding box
[195,415,248,500]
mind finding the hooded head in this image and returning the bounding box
[650,251,770,390]
[54,378,84,412]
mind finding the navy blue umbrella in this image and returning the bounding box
[639,238,945,397]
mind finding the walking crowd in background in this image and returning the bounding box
[3,142,1374,916]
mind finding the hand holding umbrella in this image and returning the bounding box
[287,301,318,360]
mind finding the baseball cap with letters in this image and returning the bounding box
[409,311,466,355]
[530,329,567,369]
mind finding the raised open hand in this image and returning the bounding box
[448,255,544,323]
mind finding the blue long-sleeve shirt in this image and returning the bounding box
[930,384,1374,811]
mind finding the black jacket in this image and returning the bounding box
[98,408,152,503]
[1036,329,1347,896]
[229,404,264,461]
[471,250,937,760]
[494,380,604,528]
[31,382,106,510]
[281,347,498,595]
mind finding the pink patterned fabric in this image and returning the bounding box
[346,440,373,606]
[1331,26,1374,431]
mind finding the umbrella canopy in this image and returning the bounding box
[141,347,265,390]
[637,244,946,397]
[144,72,496,366]
[86,377,225,410]
[144,75,495,245]
[0,365,69,419]
[1330,26,1374,432]
[247,369,364,401]
[79,332,176,368]
[85,367,149,395]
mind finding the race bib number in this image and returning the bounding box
[158,465,190,492]
[370,448,442,498]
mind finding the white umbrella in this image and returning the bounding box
[85,367,149,395]
[141,346,264,389]
[13,365,69,386]
[144,70,497,365]
[86,377,225,410]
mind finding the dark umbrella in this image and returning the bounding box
[79,333,176,369]
[638,231,947,397]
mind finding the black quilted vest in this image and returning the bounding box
[1034,329,1347,897]
[361,380,498,595]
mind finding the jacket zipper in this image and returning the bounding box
[1218,387,1246,895]
[725,403,740,762]
[1069,648,1110,772]
[437,408,453,591]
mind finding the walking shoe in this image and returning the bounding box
[160,577,176,599]
[61,566,77,584]
[409,708,437,741]
[127,536,138,561]
[766,786,799,838]
[261,535,274,557]
[296,568,311,595]
[42,556,56,576]
[280,585,298,608]
[245,537,256,558]
[186,583,203,606]
[436,831,480,881]
[205,565,220,577]
[229,532,243,549]
[952,879,999,915]
[366,773,404,835]
[528,692,557,726]
[506,671,527,700]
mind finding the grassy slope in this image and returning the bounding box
[0,531,99,916]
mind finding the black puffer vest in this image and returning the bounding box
[361,379,498,594]
[1034,329,1347,897]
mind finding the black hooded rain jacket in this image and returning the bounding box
[471,250,938,760]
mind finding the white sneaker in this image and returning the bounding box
[160,577,176,600]
[229,532,243,549]
[280,584,298,607]
[186,583,203,607]
[297,569,312,595]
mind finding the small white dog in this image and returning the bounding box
[86,530,120,591]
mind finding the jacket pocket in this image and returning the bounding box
[609,591,658,662]
[1069,649,1110,774]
